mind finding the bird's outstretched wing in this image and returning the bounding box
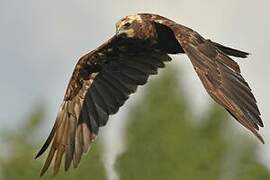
[154,19,264,143]
[35,36,171,176]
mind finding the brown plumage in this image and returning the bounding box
[36,13,264,176]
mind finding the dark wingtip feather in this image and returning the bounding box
[209,40,250,58]
[35,115,62,160]
[35,140,50,159]
[257,133,265,144]
[255,115,264,128]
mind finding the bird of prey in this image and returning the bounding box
[36,13,264,176]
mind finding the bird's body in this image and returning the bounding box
[36,13,264,176]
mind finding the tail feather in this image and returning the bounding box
[209,40,250,58]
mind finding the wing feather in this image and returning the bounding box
[170,27,264,142]
[64,115,76,170]
[144,12,263,139]
[36,35,171,176]
[102,68,138,94]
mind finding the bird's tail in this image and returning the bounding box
[208,40,250,58]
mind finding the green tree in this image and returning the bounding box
[0,105,106,180]
[0,67,269,180]
[116,67,270,180]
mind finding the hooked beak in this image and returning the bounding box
[116,27,127,38]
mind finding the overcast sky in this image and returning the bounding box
[1,0,270,179]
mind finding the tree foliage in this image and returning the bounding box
[116,67,270,180]
[0,105,106,180]
[0,68,269,180]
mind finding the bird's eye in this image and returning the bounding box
[124,22,131,27]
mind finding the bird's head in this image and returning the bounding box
[115,15,157,40]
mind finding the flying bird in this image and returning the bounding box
[36,13,264,176]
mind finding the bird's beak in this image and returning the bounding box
[116,28,134,39]
[116,26,119,35]
[116,27,126,37]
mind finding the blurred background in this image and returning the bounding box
[0,0,269,179]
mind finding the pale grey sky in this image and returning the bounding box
[1,0,270,179]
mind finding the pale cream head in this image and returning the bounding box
[115,15,144,38]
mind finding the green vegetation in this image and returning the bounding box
[0,106,106,180]
[0,68,269,180]
[116,67,270,180]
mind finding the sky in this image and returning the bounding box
[1,0,270,179]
